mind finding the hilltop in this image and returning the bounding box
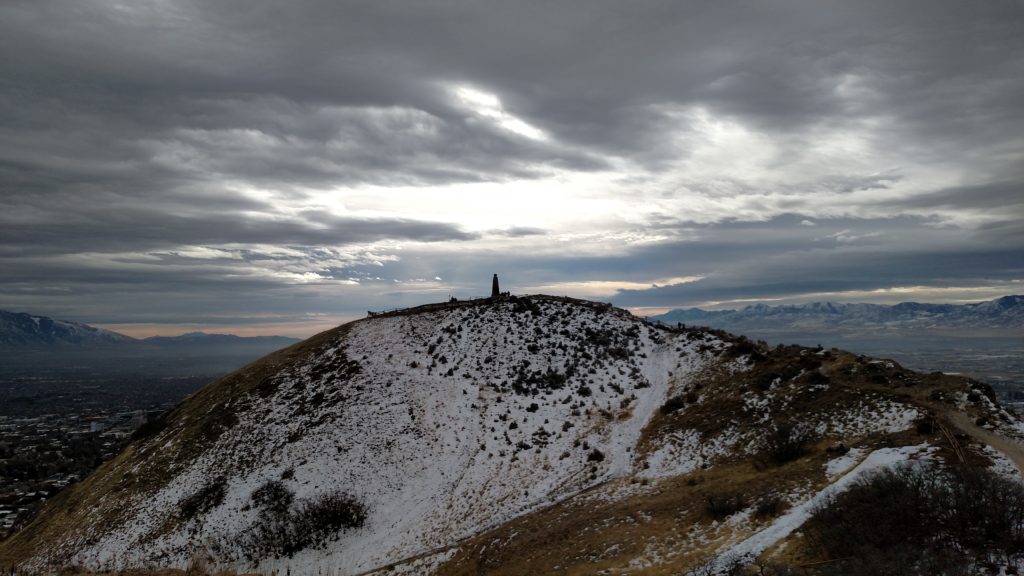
[2,295,1022,574]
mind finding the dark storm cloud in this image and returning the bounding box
[4,1,1020,182]
[1,0,1023,328]
[0,189,475,256]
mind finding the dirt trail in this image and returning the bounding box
[895,378,1024,479]
[944,410,1024,479]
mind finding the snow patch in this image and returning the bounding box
[641,428,740,479]
[712,444,936,573]
[982,444,1022,481]
[824,447,867,478]
[815,399,918,437]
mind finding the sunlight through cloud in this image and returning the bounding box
[452,85,549,141]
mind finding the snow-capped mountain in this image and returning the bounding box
[3,295,1022,574]
[652,295,1024,332]
[0,310,134,347]
[0,310,303,350]
[0,311,302,379]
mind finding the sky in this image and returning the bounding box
[1,0,1022,337]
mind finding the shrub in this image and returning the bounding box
[763,421,812,466]
[915,417,936,435]
[239,490,367,559]
[803,370,830,385]
[725,337,757,359]
[754,373,780,392]
[608,346,629,360]
[587,448,605,462]
[252,480,294,516]
[805,462,1024,575]
[179,477,227,520]
[753,494,785,519]
[705,492,746,520]
[660,395,687,415]
[291,491,368,545]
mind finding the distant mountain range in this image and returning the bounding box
[651,295,1024,333]
[139,331,299,348]
[0,310,135,347]
[0,310,299,349]
[0,310,301,379]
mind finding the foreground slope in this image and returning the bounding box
[2,295,1022,574]
[2,296,729,572]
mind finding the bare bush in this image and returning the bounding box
[805,462,1024,575]
[753,494,785,519]
[705,492,746,520]
[763,422,813,466]
[660,395,687,415]
[238,490,367,559]
[251,479,293,517]
[179,477,227,520]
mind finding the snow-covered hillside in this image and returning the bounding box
[6,295,1023,575]
[22,297,726,572]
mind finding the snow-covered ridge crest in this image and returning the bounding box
[22,295,725,573]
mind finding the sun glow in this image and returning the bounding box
[452,85,549,141]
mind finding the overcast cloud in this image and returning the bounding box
[1,0,1022,336]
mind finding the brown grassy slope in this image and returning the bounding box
[0,321,356,566]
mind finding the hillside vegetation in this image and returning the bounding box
[2,295,1022,575]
